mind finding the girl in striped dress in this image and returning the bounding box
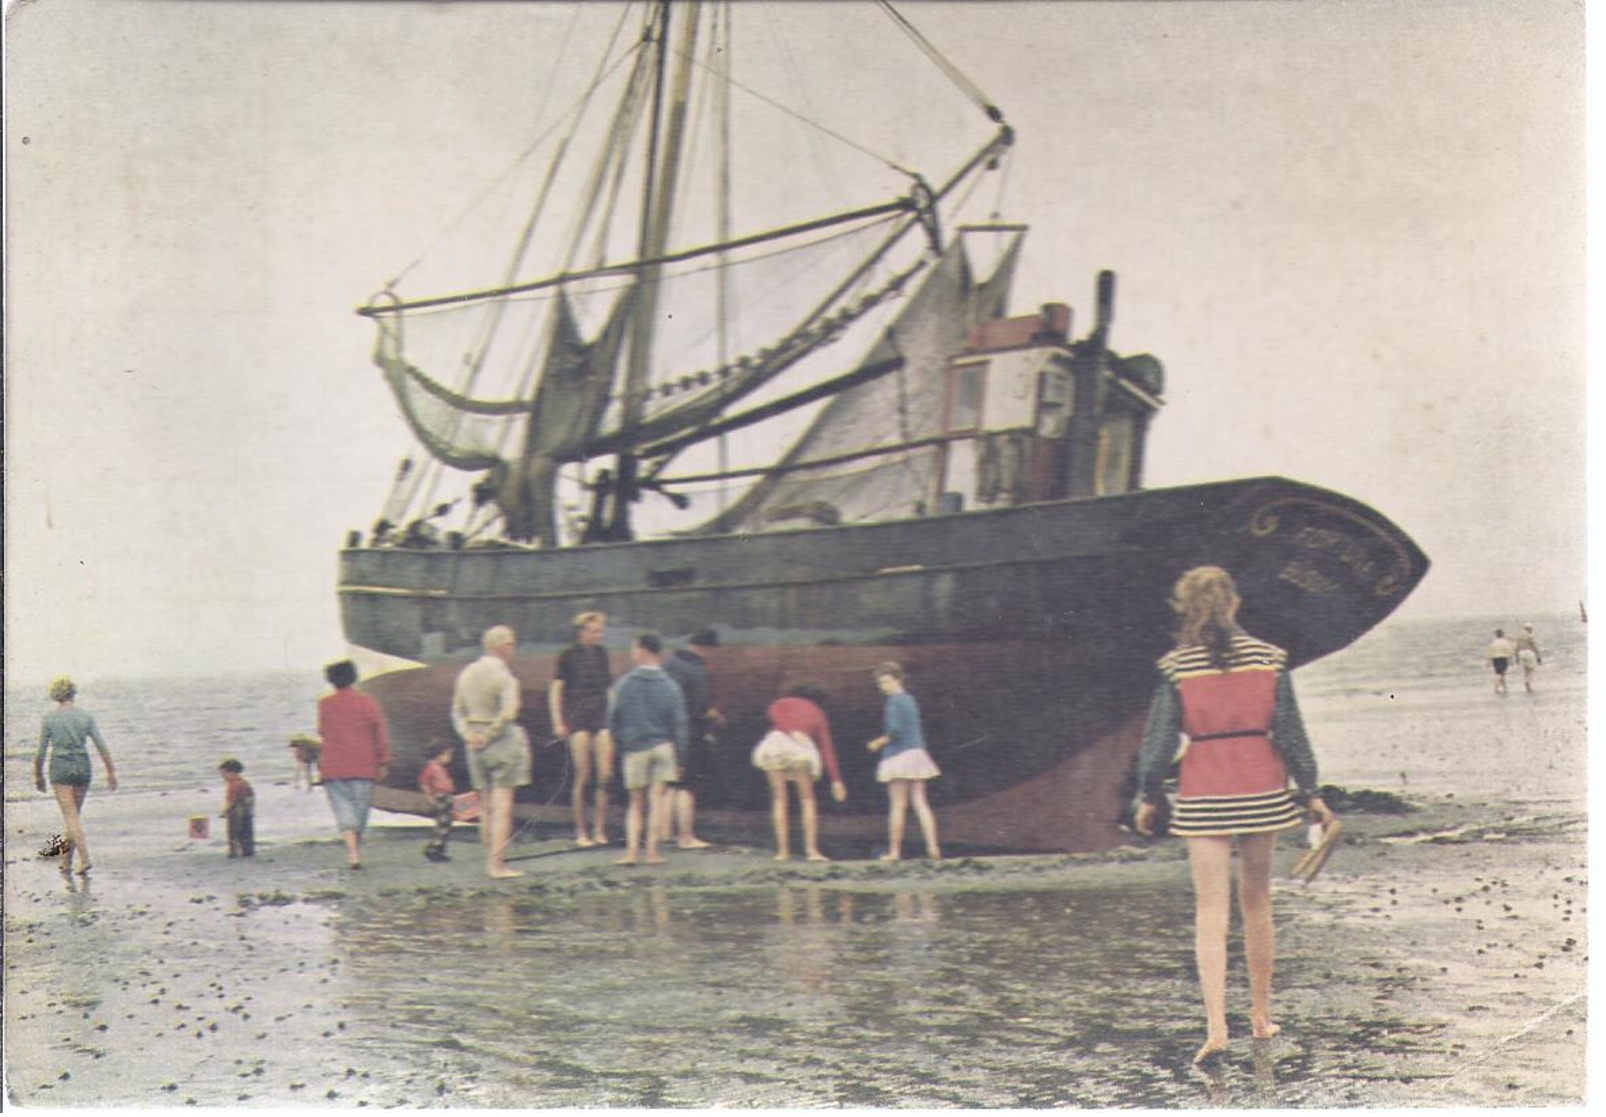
[1133,566,1333,1064]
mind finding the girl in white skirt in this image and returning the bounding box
[865,662,941,861]
[751,686,847,861]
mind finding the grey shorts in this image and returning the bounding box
[466,726,533,791]
[622,741,678,791]
[324,778,374,834]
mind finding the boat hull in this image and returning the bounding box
[342,476,1428,852]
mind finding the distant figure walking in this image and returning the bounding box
[865,662,941,862]
[288,733,322,791]
[608,633,688,867]
[33,675,119,876]
[753,686,847,861]
[217,758,256,857]
[317,659,393,870]
[452,625,533,879]
[662,629,723,849]
[1485,628,1517,695]
[1132,566,1333,1064]
[549,611,615,847]
[418,741,457,862]
[1514,624,1543,693]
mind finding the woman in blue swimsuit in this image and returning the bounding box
[34,676,119,875]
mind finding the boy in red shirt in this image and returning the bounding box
[418,741,456,862]
[217,758,255,858]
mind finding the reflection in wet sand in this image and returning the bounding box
[318,881,1241,1107]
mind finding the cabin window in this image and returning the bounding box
[1036,368,1072,438]
[947,363,986,431]
[1096,415,1135,495]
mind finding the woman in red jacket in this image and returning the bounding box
[317,659,392,870]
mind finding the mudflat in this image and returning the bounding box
[3,776,1586,1108]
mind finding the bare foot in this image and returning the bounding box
[575,835,596,848]
[877,853,901,862]
[488,867,524,879]
[615,853,639,866]
[76,864,93,875]
[644,855,667,866]
[773,852,792,862]
[677,838,712,850]
[1252,1021,1281,1040]
[1193,1038,1228,1064]
[806,852,830,862]
[926,850,943,860]
[593,832,610,845]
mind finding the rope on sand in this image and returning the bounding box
[1425,990,1587,1094]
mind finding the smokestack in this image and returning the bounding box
[1037,302,1071,342]
[1095,271,1116,338]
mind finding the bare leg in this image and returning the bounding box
[882,780,909,860]
[569,732,595,844]
[644,782,668,864]
[1238,830,1280,1038]
[617,788,646,865]
[593,730,615,842]
[342,829,362,867]
[1187,835,1234,1061]
[797,772,827,861]
[909,780,942,859]
[676,789,711,848]
[53,784,88,872]
[768,769,792,860]
[477,787,492,857]
[487,787,522,878]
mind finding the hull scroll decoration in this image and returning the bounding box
[1247,497,1416,598]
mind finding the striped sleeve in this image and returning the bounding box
[1271,671,1319,794]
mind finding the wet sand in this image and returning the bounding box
[3,769,1587,1109]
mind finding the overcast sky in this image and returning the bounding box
[3,0,1586,681]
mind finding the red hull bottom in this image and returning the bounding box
[374,713,1146,855]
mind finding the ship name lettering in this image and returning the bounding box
[1278,560,1340,595]
[1290,527,1375,580]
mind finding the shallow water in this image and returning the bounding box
[322,881,1213,1108]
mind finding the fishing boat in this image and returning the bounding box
[340,1,1428,852]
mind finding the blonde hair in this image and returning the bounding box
[48,675,77,702]
[573,610,606,630]
[872,661,904,682]
[1171,566,1241,667]
[482,624,516,652]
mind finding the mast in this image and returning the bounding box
[608,0,701,541]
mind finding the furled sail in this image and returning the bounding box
[697,227,1024,533]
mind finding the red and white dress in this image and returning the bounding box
[1135,633,1317,837]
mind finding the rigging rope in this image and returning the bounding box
[667,37,917,180]
[875,0,1004,123]
[387,5,639,290]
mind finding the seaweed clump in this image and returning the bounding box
[1318,784,1414,815]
